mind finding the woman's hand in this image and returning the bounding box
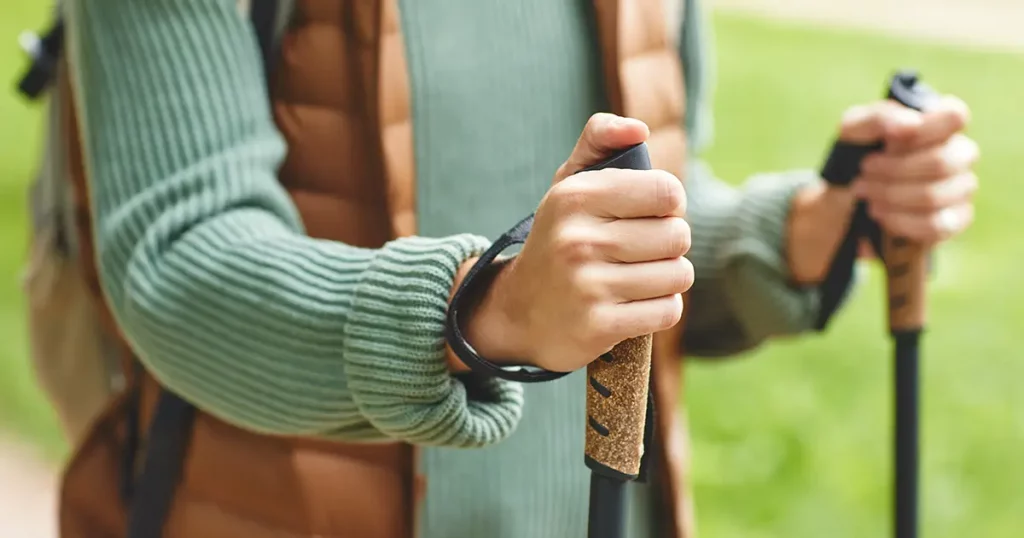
[852,97,978,244]
[788,96,979,284]
[451,114,694,373]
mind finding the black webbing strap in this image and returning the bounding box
[250,0,280,79]
[445,213,573,383]
[119,362,144,503]
[125,391,198,537]
[814,141,886,330]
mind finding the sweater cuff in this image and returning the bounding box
[717,169,822,341]
[343,234,525,448]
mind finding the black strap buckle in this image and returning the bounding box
[16,18,65,100]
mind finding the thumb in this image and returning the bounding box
[839,101,923,145]
[555,113,649,183]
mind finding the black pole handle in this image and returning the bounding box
[582,143,655,484]
[581,143,657,538]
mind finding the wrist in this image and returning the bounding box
[786,181,858,284]
[445,256,529,373]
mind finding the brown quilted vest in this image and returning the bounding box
[59,0,694,536]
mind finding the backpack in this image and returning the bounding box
[17,0,284,445]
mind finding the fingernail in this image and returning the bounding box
[609,115,630,126]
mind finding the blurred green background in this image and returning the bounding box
[1,1,67,454]
[1,1,1021,537]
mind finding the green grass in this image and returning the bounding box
[0,4,1022,537]
[689,14,1024,538]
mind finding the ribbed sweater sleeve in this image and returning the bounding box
[63,0,523,446]
[684,161,821,357]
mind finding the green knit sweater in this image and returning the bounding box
[65,0,821,535]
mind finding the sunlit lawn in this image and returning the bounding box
[689,14,1024,538]
[0,4,1021,537]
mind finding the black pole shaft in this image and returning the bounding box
[588,473,627,538]
[893,330,921,538]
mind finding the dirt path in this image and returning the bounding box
[0,437,58,537]
[712,0,1024,52]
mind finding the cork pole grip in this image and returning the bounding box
[884,236,928,332]
[585,335,653,478]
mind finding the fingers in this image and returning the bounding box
[860,133,979,182]
[552,168,686,219]
[596,294,685,342]
[589,257,695,302]
[887,95,971,152]
[595,217,691,262]
[839,101,923,144]
[870,202,974,244]
[555,113,650,182]
[856,172,978,211]
[838,95,971,152]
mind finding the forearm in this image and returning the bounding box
[786,182,859,284]
[67,0,522,446]
[683,161,821,357]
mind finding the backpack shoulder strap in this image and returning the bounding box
[247,0,281,78]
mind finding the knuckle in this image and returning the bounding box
[586,112,609,130]
[554,224,597,264]
[548,178,588,211]
[671,257,695,293]
[582,113,612,141]
[652,170,684,215]
[945,95,972,127]
[664,218,692,257]
[570,265,603,302]
[948,110,967,133]
[658,295,684,330]
[583,307,614,342]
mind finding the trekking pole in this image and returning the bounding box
[580,144,656,538]
[882,73,938,538]
[820,71,940,538]
[445,142,656,538]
